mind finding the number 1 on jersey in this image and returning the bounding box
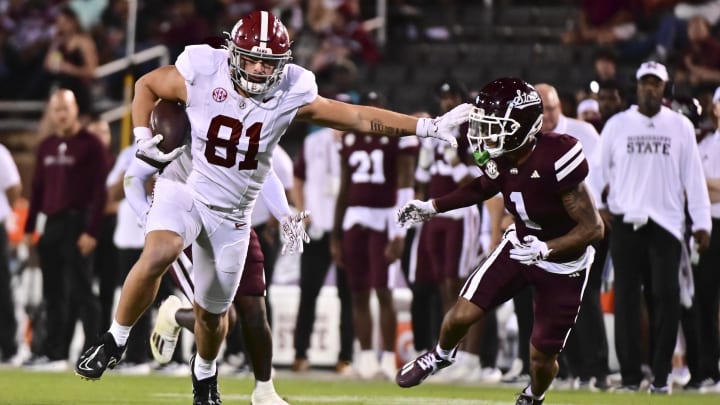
[509,191,542,230]
[205,115,261,170]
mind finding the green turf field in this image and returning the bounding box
[1,369,718,405]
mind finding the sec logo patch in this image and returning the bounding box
[212,87,228,102]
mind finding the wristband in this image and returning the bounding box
[133,127,153,143]
[415,117,435,137]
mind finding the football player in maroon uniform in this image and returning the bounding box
[331,91,418,379]
[395,78,604,405]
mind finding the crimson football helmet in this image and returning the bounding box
[467,77,543,165]
[225,10,292,95]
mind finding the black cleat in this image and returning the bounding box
[396,350,454,388]
[75,332,126,380]
[515,388,544,405]
[190,354,222,405]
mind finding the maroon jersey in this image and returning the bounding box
[491,133,587,241]
[339,133,417,208]
[426,123,472,198]
[437,133,588,243]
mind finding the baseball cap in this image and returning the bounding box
[636,61,668,82]
[713,86,720,104]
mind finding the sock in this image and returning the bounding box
[435,344,454,360]
[254,379,276,395]
[524,385,545,400]
[108,321,132,347]
[194,355,217,380]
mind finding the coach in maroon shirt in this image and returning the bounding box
[23,89,107,367]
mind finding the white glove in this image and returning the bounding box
[396,199,437,228]
[415,103,473,148]
[135,134,186,168]
[509,235,552,265]
[280,211,311,255]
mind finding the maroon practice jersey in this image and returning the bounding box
[426,123,472,199]
[339,133,417,208]
[438,133,588,244]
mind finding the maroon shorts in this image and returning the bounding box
[412,216,465,284]
[170,228,266,301]
[459,239,589,354]
[342,225,390,292]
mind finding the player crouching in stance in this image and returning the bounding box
[394,78,604,405]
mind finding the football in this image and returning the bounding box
[149,99,191,153]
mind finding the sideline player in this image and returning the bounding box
[395,78,604,405]
[75,9,469,405]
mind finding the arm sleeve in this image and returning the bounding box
[434,175,499,213]
[124,157,159,222]
[260,168,293,221]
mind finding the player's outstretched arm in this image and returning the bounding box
[546,182,604,261]
[296,95,471,147]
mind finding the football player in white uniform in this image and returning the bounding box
[75,10,469,405]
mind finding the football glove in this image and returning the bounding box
[280,211,311,255]
[396,199,437,228]
[135,134,186,169]
[509,235,552,265]
[415,103,473,148]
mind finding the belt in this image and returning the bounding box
[201,201,247,215]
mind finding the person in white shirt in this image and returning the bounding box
[594,61,712,394]
[536,83,609,389]
[290,122,354,375]
[684,87,720,392]
[0,144,21,364]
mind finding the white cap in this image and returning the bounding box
[713,87,720,104]
[577,99,599,116]
[636,61,668,82]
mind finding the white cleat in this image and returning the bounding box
[251,389,290,405]
[354,350,380,380]
[150,295,183,364]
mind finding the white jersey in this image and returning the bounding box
[596,105,711,240]
[698,130,720,218]
[175,45,317,211]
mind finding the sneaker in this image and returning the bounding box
[291,357,309,372]
[354,350,380,380]
[379,351,397,380]
[112,361,152,375]
[515,390,544,405]
[251,388,289,405]
[150,295,183,364]
[24,355,68,372]
[611,384,639,392]
[649,384,671,394]
[335,360,353,376]
[479,367,503,384]
[396,350,454,388]
[700,379,720,393]
[190,354,222,405]
[75,332,126,380]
